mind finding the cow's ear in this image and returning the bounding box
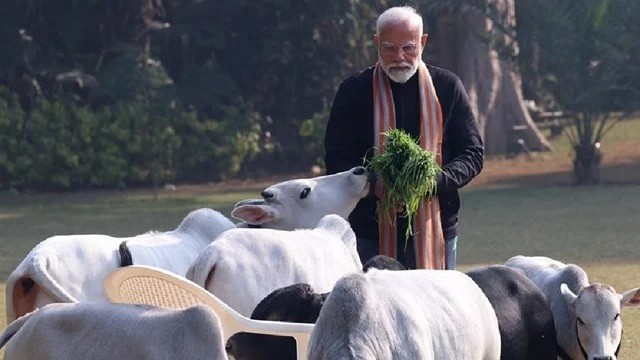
[231,204,279,225]
[620,287,640,308]
[560,283,578,308]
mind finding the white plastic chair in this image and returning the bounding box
[104,265,314,360]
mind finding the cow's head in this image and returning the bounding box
[225,283,328,360]
[231,166,370,230]
[561,283,640,360]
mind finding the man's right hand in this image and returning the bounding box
[374,177,385,200]
[369,173,406,214]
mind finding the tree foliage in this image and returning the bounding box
[517,0,640,183]
[518,0,640,132]
[0,0,638,189]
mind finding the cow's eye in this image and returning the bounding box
[614,313,620,321]
[300,187,311,199]
[577,317,585,326]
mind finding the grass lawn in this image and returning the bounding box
[1,117,639,358]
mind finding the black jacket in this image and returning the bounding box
[324,65,483,242]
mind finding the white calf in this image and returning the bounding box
[309,269,501,360]
[5,208,235,323]
[232,166,370,229]
[186,214,363,317]
[506,255,640,360]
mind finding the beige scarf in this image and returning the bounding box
[373,60,445,269]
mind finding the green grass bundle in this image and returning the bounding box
[365,129,441,240]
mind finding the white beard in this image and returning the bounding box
[380,58,418,83]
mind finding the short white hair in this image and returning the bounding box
[376,6,423,35]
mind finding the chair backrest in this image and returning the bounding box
[104,265,314,360]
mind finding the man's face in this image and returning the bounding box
[374,21,427,83]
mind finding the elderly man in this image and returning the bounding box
[324,6,483,269]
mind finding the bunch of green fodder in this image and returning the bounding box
[365,129,441,240]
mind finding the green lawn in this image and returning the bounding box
[1,184,639,358]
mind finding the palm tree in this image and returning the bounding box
[518,0,640,184]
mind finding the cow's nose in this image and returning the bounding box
[261,190,274,199]
[592,357,614,360]
[352,166,367,175]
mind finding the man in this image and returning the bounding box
[324,6,483,270]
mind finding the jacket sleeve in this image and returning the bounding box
[436,77,484,193]
[324,79,364,175]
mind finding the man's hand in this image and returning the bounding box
[374,178,385,200]
[369,173,406,214]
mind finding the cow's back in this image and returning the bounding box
[467,265,557,360]
[124,232,200,276]
[310,270,501,360]
[204,228,361,316]
[3,303,225,360]
[505,256,568,289]
[126,208,236,276]
[372,270,501,360]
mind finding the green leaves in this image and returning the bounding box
[365,129,441,240]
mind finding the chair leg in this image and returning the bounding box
[296,334,311,360]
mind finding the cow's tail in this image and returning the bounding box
[185,248,219,289]
[0,309,37,349]
[29,255,78,303]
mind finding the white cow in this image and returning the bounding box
[506,255,640,360]
[186,214,363,317]
[5,208,235,324]
[308,269,501,360]
[231,166,370,230]
[0,303,228,360]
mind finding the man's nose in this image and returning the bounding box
[390,49,406,62]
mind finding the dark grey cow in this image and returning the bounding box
[226,283,327,360]
[466,265,558,360]
[0,303,227,360]
[225,255,405,360]
[361,254,406,272]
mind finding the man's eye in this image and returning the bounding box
[402,45,417,53]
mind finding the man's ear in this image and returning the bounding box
[373,33,379,47]
[421,33,428,48]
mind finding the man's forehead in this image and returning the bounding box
[378,19,421,34]
[377,23,422,41]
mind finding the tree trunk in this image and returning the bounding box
[573,143,602,185]
[427,0,551,155]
